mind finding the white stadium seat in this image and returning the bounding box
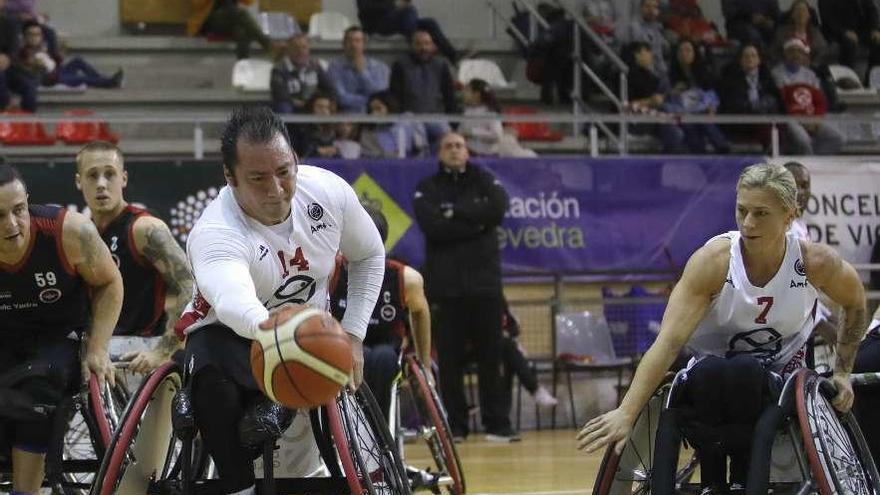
[308,12,354,41]
[231,58,273,92]
[457,58,516,90]
[258,12,301,41]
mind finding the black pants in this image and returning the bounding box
[854,331,880,465]
[837,34,880,71]
[363,343,400,421]
[434,295,510,436]
[187,327,264,493]
[653,355,776,493]
[501,336,537,394]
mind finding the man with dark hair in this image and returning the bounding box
[722,0,781,47]
[356,0,459,63]
[330,204,432,416]
[74,141,192,373]
[327,26,390,113]
[0,162,122,494]
[413,132,516,442]
[0,0,22,111]
[177,106,385,495]
[389,30,458,148]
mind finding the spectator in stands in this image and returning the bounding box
[718,43,781,150]
[770,0,831,67]
[413,132,517,442]
[187,0,272,59]
[327,26,390,114]
[623,41,687,153]
[291,92,344,158]
[356,0,459,63]
[817,0,880,73]
[667,39,730,153]
[662,0,724,48]
[359,91,428,158]
[270,34,336,115]
[19,21,123,89]
[0,0,23,111]
[460,79,537,158]
[4,0,60,62]
[617,0,671,77]
[721,0,780,48]
[771,38,843,155]
[389,30,458,148]
[583,0,618,43]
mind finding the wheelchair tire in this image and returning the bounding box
[796,369,880,495]
[90,362,183,495]
[58,376,130,495]
[334,384,413,495]
[405,355,466,495]
[592,381,697,495]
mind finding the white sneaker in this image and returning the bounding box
[534,386,558,408]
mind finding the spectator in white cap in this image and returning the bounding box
[771,37,843,154]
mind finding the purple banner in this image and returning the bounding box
[19,156,759,274]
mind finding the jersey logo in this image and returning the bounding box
[725,276,735,288]
[258,245,269,261]
[110,236,118,252]
[794,258,806,277]
[38,288,62,304]
[789,279,809,289]
[310,221,331,234]
[307,202,325,221]
[380,304,397,322]
[267,274,317,309]
[726,327,782,361]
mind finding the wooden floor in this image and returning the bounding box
[404,429,602,495]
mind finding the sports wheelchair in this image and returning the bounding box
[0,364,129,495]
[89,361,412,495]
[592,368,880,495]
[388,351,465,495]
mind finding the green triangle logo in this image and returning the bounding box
[352,173,412,251]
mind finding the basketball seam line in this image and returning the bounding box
[271,308,323,404]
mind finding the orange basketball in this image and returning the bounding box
[250,305,353,408]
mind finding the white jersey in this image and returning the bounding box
[177,165,385,341]
[689,231,819,374]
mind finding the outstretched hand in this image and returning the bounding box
[576,408,634,455]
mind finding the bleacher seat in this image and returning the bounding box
[232,58,273,92]
[458,59,516,89]
[55,109,119,145]
[829,64,876,95]
[258,12,300,41]
[307,12,353,41]
[503,106,564,142]
[0,110,55,146]
[869,66,880,91]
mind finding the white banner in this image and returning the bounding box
[771,158,880,267]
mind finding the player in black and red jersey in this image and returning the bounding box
[75,141,193,373]
[0,162,122,494]
[330,204,432,416]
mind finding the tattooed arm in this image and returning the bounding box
[62,211,123,387]
[123,216,193,373]
[805,240,867,413]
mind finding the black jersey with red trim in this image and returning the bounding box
[331,258,408,347]
[0,205,89,339]
[101,205,166,336]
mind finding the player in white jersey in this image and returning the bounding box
[175,106,385,495]
[578,163,867,493]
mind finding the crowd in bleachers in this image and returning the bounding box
[4,0,880,156]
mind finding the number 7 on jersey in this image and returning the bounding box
[755,296,774,324]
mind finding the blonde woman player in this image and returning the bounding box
[578,163,867,494]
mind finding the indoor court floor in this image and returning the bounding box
[405,429,599,495]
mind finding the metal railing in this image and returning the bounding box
[4,110,878,158]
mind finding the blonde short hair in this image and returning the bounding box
[736,163,798,213]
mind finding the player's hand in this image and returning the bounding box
[120,349,169,374]
[830,373,855,413]
[83,349,115,389]
[348,334,364,389]
[576,408,635,455]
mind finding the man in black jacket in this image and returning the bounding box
[356,0,458,63]
[0,0,21,111]
[818,0,880,70]
[413,132,517,442]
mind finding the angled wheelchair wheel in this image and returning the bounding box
[89,362,183,495]
[334,384,412,495]
[404,355,465,495]
[58,375,130,495]
[796,369,880,495]
[592,380,697,495]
